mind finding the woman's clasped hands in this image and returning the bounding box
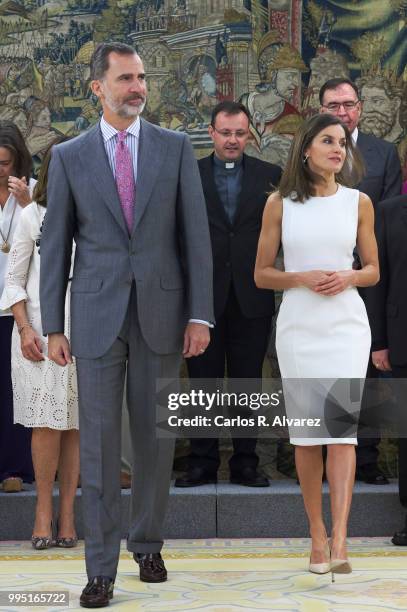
[300,270,355,296]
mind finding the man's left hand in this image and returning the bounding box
[183,322,210,358]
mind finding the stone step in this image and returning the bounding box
[0,480,403,540]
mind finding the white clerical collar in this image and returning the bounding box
[213,154,243,171]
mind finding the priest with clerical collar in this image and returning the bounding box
[175,101,282,489]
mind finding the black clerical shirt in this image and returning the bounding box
[212,154,243,223]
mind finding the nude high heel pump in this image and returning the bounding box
[309,543,331,575]
[330,557,352,582]
[330,537,352,582]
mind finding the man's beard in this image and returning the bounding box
[104,90,146,118]
[360,112,394,139]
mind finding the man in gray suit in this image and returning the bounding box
[40,42,213,608]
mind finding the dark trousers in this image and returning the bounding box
[391,365,407,508]
[357,284,381,468]
[356,359,381,468]
[186,288,272,475]
[0,316,33,482]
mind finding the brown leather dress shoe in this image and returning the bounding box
[80,576,114,608]
[134,552,167,582]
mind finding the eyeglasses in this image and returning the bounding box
[212,127,249,138]
[321,101,360,112]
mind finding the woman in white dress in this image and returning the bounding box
[0,121,35,493]
[255,114,379,578]
[0,137,79,549]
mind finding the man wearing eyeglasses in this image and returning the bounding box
[175,101,282,488]
[319,77,402,486]
[319,78,402,206]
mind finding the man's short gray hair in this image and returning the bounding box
[90,42,138,81]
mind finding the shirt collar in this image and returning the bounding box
[351,126,358,143]
[100,115,141,142]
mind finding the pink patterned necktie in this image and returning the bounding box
[115,130,135,232]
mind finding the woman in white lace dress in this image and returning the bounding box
[0,121,35,493]
[0,137,79,549]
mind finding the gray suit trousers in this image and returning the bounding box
[76,285,180,580]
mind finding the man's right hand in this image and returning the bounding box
[48,333,73,366]
[372,349,391,372]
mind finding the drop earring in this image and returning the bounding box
[303,154,309,164]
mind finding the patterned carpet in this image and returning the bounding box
[1,538,406,611]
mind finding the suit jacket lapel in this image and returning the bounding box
[200,154,232,228]
[133,119,167,235]
[79,123,128,236]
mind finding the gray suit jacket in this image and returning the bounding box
[40,119,214,359]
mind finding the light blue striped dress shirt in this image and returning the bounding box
[100,115,140,181]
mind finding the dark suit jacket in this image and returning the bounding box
[198,153,281,320]
[365,194,407,365]
[357,132,402,206]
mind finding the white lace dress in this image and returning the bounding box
[0,202,78,429]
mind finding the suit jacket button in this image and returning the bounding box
[229,232,234,237]
[226,261,231,267]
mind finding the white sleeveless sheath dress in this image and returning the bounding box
[276,185,371,445]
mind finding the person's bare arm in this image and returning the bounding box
[317,193,379,296]
[355,193,380,286]
[11,300,44,361]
